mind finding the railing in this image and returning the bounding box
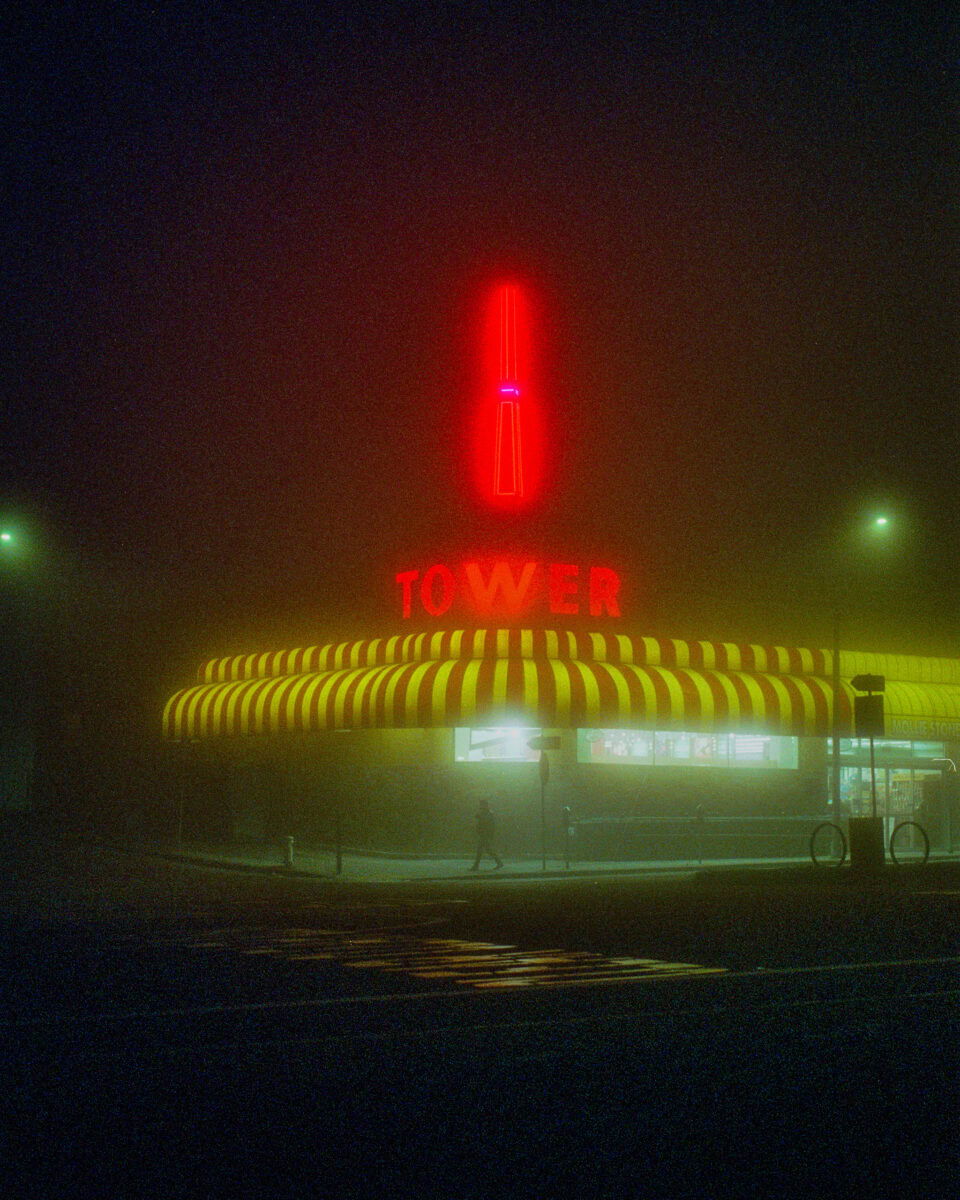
[570,815,840,864]
[566,813,934,868]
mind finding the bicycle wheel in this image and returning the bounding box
[810,821,847,867]
[889,821,929,866]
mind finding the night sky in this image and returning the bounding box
[3,1,958,701]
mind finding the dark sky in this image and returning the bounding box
[3,1,958,682]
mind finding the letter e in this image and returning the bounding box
[549,563,579,615]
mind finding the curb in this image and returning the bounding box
[124,842,960,888]
[133,846,799,885]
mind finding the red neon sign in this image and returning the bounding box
[396,562,622,620]
[494,285,523,497]
[471,282,544,509]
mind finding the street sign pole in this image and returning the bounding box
[851,675,886,869]
[528,736,560,873]
[539,750,549,871]
[831,608,842,853]
[869,732,877,820]
[335,796,343,875]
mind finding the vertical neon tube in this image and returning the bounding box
[493,285,524,498]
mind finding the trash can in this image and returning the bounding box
[848,816,884,872]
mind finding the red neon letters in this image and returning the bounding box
[396,562,622,620]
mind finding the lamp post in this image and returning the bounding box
[2,520,84,822]
[829,513,894,825]
[1,525,41,814]
[847,673,886,871]
[830,607,842,823]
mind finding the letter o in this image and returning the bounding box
[421,564,455,617]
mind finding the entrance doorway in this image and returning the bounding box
[838,764,940,843]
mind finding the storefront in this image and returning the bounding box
[159,283,960,859]
[161,624,960,858]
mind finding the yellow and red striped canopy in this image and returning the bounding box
[160,628,960,742]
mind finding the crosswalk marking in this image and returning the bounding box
[148,927,725,991]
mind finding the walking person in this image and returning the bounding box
[470,798,503,870]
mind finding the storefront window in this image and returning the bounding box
[730,735,798,768]
[829,738,945,764]
[454,727,541,762]
[577,729,798,769]
[579,730,654,763]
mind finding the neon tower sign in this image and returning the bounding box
[494,284,523,498]
[395,280,625,621]
[471,281,543,509]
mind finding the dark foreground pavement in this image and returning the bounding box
[2,826,960,1197]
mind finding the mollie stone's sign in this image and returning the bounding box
[395,561,622,620]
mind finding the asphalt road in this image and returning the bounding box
[2,829,960,1198]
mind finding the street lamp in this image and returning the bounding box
[1,520,81,818]
[1,524,38,814]
[1,529,22,559]
[829,511,894,824]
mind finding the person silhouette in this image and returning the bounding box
[470,798,503,870]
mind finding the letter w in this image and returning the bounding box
[464,561,538,616]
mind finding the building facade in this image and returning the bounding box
[160,284,960,860]
[162,624,960,859]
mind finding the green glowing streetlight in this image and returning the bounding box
[829,506,900,864]
[859,513,893,541]
[1,528,27,563]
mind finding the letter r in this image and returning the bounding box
[589,567,621,617]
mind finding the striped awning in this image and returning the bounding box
[167,628,959,742]
[193,629,837,683]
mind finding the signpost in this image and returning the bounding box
[529,736,561,870]
[852,674,885,820]
[849,675,886,870]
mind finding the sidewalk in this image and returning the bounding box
[135,837,960,886]
[146,839,725,882]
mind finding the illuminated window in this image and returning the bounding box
[829,738,946,764]
[577,729,798,769]
[455,727,542,763]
